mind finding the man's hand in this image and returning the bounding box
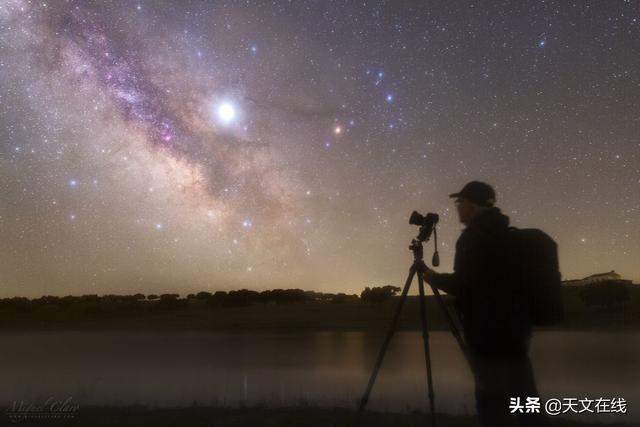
[422,265,437,284]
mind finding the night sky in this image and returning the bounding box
[1,0,638,298]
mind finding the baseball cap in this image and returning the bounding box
[449,181,496,207]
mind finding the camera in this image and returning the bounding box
[409,211,439,228]
[409,211,439,243]
[409,211,440,266]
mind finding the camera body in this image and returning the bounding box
[409,211,440,266]
[409,211,439,242]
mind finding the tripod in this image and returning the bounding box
[354,233,470,427]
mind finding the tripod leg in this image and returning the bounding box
[417,273,437,427]
[430,287,470,366]
[354,266,416,427]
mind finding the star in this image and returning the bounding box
[214,101,237,125]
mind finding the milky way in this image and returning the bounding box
[64,9,184,149]
[56,4,298,219]
[1,0,638,297]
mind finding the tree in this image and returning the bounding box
[223,289,260,307]
[3,297,33,312]
[206,291,228,306]
[360,285,401,303]
[261,289,309,304]
[155,294,186,310]
[331,293,358,303]
[196,291,212,300]
[81,294,100,303]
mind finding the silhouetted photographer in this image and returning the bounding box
[423,181,560,427]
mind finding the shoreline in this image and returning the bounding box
[0,324,637,333]
[1,404,634,427]
[0,295,636,332]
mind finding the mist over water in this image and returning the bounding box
[0,331,637,423]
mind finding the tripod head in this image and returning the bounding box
[409,211,440,267]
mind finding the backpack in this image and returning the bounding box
[503,227,564,326]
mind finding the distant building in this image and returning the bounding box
[562,270,633,287]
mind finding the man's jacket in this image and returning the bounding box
[429,207,532,354]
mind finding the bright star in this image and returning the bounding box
[217,102,236,124]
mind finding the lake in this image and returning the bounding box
[0,331,637,424]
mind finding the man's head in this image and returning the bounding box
[449,181,496,225]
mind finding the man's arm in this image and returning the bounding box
[423,233,479,298]
[424,269,462,297]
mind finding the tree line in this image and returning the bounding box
[0,285,408,312]
[0,280,631,313]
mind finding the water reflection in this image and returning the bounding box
[0,331,636,423]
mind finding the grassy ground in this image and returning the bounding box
[4,405,637,427]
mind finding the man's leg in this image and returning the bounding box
[506,346,549,427]
[469,349,515,427]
